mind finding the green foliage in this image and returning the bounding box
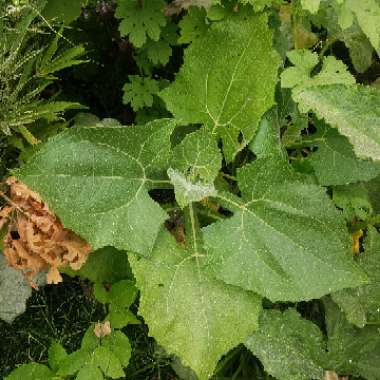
[245,309,326,380]
[115,0,167,48]
[3,0,380,379]
[122,75,160,111]
[0,2,86,142]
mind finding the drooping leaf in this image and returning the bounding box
[0,254,32,323]
[129,228,262,380]
[160,13,280,161]
[332,227,380,327]
[293,84,380,162]
[308,125,380,186]
[324,297,380,379]
[16,119,176,255]
[245,309,326,380]
[203,122,366,302]
[115,0,167,48]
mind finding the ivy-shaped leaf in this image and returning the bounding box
[16,119,176,255]
[115,0,167,48]
[245,309,326,380]
[332,227,380,327]
[203,121,366,302]
[129,227,261,380]
[160,12,280,161]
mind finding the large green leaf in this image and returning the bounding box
[245,309,326,380]
[294,84,380,162]
[5,363,54,380]
[324,297,380,379]
[16,119,176,255]
[160,13,280,161]
[129,227,261,380]
[332,227,380,327]
[203,133,366,301]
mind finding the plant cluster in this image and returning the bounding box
[1,0,380,379]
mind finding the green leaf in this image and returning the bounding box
[203,125,366,301]
[93,346,125,379]
[245,309,326,380]
[5,363,54,380]
[341,0,380,54]
[66,246,132,284]
[160,13,280,161]
[168,168,217,208]
[58,350,92,377]
[332,227,380,327]
[301,0,321,13]
[115,0,167,48]
[76,364,104,380]
[42,0,82,24]
[122,76,160,111]
[281,50,355,89]
[0,255,32,323]
[172,127,222,184]
[332,183,373,221]
[293,84,380,162]
[48,341,67,371]
[16,119,176,255]
[102,331,132,367]
[178,7,208,44]
[324,297,380,379]
[308,125,380,186]
[129,228,262,380]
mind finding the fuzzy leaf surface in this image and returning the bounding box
[245,309,326,380]
[203,155,366,302]
[16,119,176,255]
[160,13,280,161]
[294,85,380,161]
[130,229,261,380]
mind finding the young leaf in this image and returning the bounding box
[301,0,321,13]
[168,168,217,208]
[324,297,380,379]
[16,119,176,255]
[308,125,380,186]
[332,227,380,327]
[129,228,262,380]
[245,309,326,380]
[122,75,160,111]
[76,364,104,380]
[93,346,125,379]
[115,0,167,48]
[203,121,366,302]
[102,331,132,368]
[160,13,280,161]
